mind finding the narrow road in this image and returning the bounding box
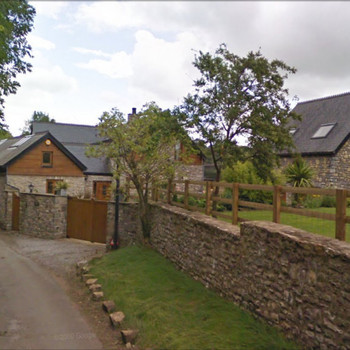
[0,236,103,349]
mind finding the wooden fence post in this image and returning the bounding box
[232,183,239,225]
[336,189,347,241]
[184,180,189,210]
[167,179,172,204]
[205,181,211,216]
[273,185,281,224]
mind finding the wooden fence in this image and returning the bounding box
[137,180,350,242]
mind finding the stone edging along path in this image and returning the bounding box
[76,260,147,350]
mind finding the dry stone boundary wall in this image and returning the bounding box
[120,203,350,350]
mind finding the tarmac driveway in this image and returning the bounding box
[0,231,106,349]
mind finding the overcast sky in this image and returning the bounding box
[4,1,350,136]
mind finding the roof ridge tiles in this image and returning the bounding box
[298,91,350,105]
[34,121,97,128]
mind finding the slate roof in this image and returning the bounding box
[282,92,350,156]
[65,145,111,175]
[31,122,111,175]
[0,132,86,170]
[32,122,104,145]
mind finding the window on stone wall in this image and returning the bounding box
[47,179,61,194]
[42,151,53,167]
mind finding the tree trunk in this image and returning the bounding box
[139,202,151,241]
[212,168,221,215]
[135,181,151,241]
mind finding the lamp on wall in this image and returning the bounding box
[28,183,34,193]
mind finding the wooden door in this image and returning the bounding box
[94,181,112,201]
[12,193,20,231]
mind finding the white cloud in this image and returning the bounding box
[31,1,69,19]
[75,29,202,106]
[25,65,78,93]
[73,47,112,59]
[75,2,186,33]
[4,64,79,135]
[76,51,133,79]
[130,30,200,103]
[28,34,55,51]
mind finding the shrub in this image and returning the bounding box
[222,162,275,204]
[303,195,322,209]
[321,195,336,208]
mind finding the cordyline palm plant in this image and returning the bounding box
[285,157,313,187]
[285,157,313,204]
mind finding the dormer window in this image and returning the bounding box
[311,123,336,139]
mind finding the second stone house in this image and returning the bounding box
[280,92,350,189]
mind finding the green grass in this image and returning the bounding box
[90,246,300,350]
[219,207,350,242]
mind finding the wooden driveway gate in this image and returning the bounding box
[67,197,107,243]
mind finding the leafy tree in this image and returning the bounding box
[0,1,35,126]
[0,127,11,139]
[176,44,300,183]
[90,102,187,240]
[21,111,55,135]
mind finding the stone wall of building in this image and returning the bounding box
[175,164,204,193]
[85,175,114,198]
[7,175,86,196]
[117,202,350,349]
[280,138,350,188]
[19,193,67,239]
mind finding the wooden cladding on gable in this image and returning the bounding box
[8,139,84,176]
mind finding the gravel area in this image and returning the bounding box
[0,230,106,277]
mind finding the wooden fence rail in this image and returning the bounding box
[159,180,348,242]
[124,179,350,241]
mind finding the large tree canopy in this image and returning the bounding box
[177,44,300,182]
[0,0,35,126]
[91,102,187,239]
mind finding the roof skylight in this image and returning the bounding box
[311,123,336,139]
[8,135,33,149]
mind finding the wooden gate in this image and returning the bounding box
[67,197,108,243]
[12,193,20,231]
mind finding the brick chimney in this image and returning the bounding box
[128,107,137,122]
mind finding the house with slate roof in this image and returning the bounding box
[0,123,113,200]
[0,109,205,200]
[32,121,113,199]
[280,92,350,188]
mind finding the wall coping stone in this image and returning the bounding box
[150,202,240,239]
[242,221,350,260]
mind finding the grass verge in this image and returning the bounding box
[89,245,300,350]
